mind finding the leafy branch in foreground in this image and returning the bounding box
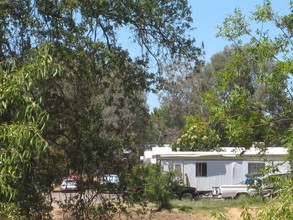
[0,45,61,219]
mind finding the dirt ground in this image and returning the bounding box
[51,204,251,220]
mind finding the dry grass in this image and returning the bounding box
[51,197,260,219]
[51,204,256,220]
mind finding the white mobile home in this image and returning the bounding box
[156,147,289,193]
[140,144,173,164]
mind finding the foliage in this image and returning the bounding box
[283,127,293,170]
[212,0,293,149]
[1,0,201,218]
[257,176,293,220]
[146,55,206,144]
[172,115,220,151]
[162,0,292,151]
[211,209,228,220]
[57,192,128,220]
[145,107,185,144]
[0,45,60,218]
[149,45,240,146]
[0,0,201,70]
[169,196,260,218]
[0,202,22,220]
[213,0,293,219]
[129,164,175,210]
[240,204,254,220]
[0,0,201,179]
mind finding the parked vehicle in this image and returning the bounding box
[100,174,120,186]
[128,178,146,194]
[217,184,259,199]
[213,177,270,199]
[260,173,291,198]
[99,174,121,192]
[173,185,199,200]
[60,179,81,192]
[128,179,199,201]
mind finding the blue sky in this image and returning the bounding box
[147,0,290,112]
[191,0,290,61]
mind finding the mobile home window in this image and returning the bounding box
[196,163,207,177]
[248,163,265,175]
[174,164,182,177]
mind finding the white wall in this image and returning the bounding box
[142,145,172,164]
[161,159,290,192]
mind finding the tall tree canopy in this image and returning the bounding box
[0,0,202,218]
[160,1,293,217]
[0,0,201,63]
[210,0,293,148]
[158,0,292,152]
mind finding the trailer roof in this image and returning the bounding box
[156,147,288,160]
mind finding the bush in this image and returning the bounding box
[129,164,175,210]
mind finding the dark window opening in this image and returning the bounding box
[248,163,265,175]
[196,163,207,177]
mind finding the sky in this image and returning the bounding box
[147,0,291,112]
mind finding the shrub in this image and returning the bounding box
[129,164,175,210]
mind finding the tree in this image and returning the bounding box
[145,54,208,145]
[211,1,292,218]
[129,164,175,210]
[1,0,200,65]
[170,1,292,151]
[145,107,185,144]
[173,115,220,151]
[0,45,61,218]
[0,0,202,218]
[211,0,293,148]
[152,45,237,147]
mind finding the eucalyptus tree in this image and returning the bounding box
[0,46,61,219]
[207,1,292,218]
[211,0,293,148]
[170,1,292,154]
[154,47,232,149]
[0,0,202,218]
[150,46,233,146]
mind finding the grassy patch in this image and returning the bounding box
[126,196,265,219]
[170,196,264,213]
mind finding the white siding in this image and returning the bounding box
[232,161,245,184]
[272,161,290,174]
[192,160,246,191]
[165,160,248,191]
[182,161,195,187]
[161,159,289,192]
[157,147,289,192]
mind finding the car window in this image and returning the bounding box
[110,175,118,181]
[65,180,76,185]
[102,175,119,182]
